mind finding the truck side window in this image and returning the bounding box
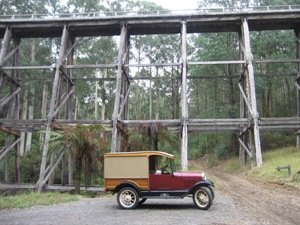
[149,156,156,173]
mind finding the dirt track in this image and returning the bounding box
[0,168,300,225]
[207,168,300,225]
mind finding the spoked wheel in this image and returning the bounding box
[193,186,213,210]
[117,187,139,209]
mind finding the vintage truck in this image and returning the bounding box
[104,151,214,210]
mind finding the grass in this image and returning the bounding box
[0,192,80,210]
[216,147,300,188]
[248,147,300,187]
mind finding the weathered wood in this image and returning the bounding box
[2,65,55,70]
[37,26,69,192]
[12,38,21,183]
[189,60,245,65]
[66,36,75,185]
[238,83,254,117]
[0,137,20,160]
[42,148,66,186]
[0,183,105,192]
[1,44,20,66]
[238,137,253,158]
[241,18,262,167]
[181,21,188,171]
[111,23,127,153]
[255,59,300,64]
[0,125,20,136]
[0,87,21,111]
[1,9,300,37]
[0,27,12,66]
[25,105,33,152]
[52,87,74,118]
[118,85,132,118]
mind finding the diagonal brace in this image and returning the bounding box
[0,137,21,160]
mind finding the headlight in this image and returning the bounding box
[201,172,206,180]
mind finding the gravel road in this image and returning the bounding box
[0,192,250,225]
[1,169,300,225]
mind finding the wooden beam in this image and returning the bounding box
[111,23,127,153]
[238,83,254,117]
[0,183,104,192]
[2,65,55,70]
[59,67,74,85]
[1,44,20,66]
[42,147,67,186]
[238,137,253,158]
[52,87,74,118]
[118,84,132,118]
[0,137,20,160]
[0,124,20,136]
[241,18,262,167]
[37,26,69,192]
[189,60,245,65]
[181,21,188,171]
[0,87,21,111]
[254,59,300,64]
[0,27,12,66]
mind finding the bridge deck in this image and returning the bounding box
[0,8,300,38]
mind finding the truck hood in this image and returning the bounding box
[173,172,205,179]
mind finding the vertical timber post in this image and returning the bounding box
[241,18,262,167]
[12,38,21,183]
[111,23,127,153]
[37,26,69,192]
[67,36,75,184]
[239,31,246,165]
[295,29,300,149]
[181,21,188,171]
[0,27,12,183]
[0,27,12,66]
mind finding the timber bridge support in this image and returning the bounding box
[0,6,300,191]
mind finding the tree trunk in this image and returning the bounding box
[155,67,160,120]
[20,89,28,155]
[94,78,98,119]
[48,153,54,185]
[39,81,48,150]
[25,105,33,152]
[25,39,36,153]
[101,68,108,120]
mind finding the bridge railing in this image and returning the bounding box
[0,5,300,20]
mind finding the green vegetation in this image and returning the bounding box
[249,147,300,187]
[0,192,80,210]
[216,147,300,188]
[49,125,109,193]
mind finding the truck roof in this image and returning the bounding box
[104,151,174,159]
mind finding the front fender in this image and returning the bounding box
[189,179,215,194]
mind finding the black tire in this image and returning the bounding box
[207,186,215,200]
[117,187,139,209]
[193,186,213,210]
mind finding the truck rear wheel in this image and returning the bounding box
[193,186,212,210]
[117,187,139,209]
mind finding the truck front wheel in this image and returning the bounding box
[117,187,139,209]
[193,186,213,210]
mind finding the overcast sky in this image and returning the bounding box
[148,0,199,10]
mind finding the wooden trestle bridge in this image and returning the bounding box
[1,6,300,191]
